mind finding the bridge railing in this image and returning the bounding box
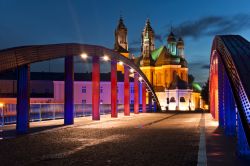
[0,103,152,125]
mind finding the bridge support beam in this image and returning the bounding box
[92,56,100,120]
[236,111,250,156]
[148,92,152,112]
[223,66,236,136]
[16,65,30,134]
[218,60,225,127]
[142,83,146,113]
[154,100,157,112]
[64,56,74,125]
[111,60,117,118]
[134,73,139,114]
[124,66,130,116]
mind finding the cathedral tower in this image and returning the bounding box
[114,17,128,52]
[141,19,155,66]
[167,31,177,56]
[177,37,184,58]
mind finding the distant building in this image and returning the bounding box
[114,17,201,110]
[0,72,139,105]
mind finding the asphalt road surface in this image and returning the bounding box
[0,113,213,166]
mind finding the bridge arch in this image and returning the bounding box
[0,43,161,133]
[209,35,250,156]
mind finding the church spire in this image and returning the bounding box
[167,28,177,56]
[141,18,155,66]
[114,16,128,52]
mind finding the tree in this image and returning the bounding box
[201,79,209,104]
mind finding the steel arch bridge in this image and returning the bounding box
[209,35,250,156]
[0,43,161,134]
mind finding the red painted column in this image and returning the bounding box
[92,56,100,120]
[142,83,147,113]
[111,60,117,118]
[134,73,139,114]
[124,66,130,116]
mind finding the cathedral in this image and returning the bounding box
[114,17,201,111]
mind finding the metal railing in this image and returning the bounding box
[0,103,126,125]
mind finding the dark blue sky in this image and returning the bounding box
[1,0,250,83]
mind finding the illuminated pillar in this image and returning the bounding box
[134,73,139,114]
[237,111,250,156]
[92,56,100,120]
[64,56,74,125]
[124,66,130,116]
[142,83,147,113]
[224,70,236,136]
[218,59,225,127]
[111,60,117,118]
[148,92,152,112]
[16,65,30,134]
[154,100,157,112]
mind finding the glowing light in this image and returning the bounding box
[103,55,109,61]
[118,61,123,65]
[0,103,4,107]
[192,83,202,91]
[139,76,143,81]
[129,68,134,73]
[80,53,88,59]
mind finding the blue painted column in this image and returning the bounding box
[153,100,157,112]
[16,65,30,134]
[64,56,74,125]
[223,69,236,136]
[236,111,250,156]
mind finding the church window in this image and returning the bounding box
[170,97,176,102]
[166,98,169,104]
[180,97,186,102]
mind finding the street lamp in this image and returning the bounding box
[129,68,134,73]
[103,55,109,61]
[118,61,123,65]
[80,53,88,59]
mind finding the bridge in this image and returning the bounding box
[209,35,250,156]
[0,44,161,134]
[1,37,250,165]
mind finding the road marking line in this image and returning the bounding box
[197,113,207,166]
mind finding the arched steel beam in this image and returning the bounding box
[209,35,250,147]
[0,43,161,111]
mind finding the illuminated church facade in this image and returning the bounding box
[114,18,201,111]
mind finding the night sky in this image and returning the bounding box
[0,0,250,84]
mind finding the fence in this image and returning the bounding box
[0,103,127,125]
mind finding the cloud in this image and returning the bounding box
[188,61,210,70]
[201,64,210,69]
[171,14,250,39]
